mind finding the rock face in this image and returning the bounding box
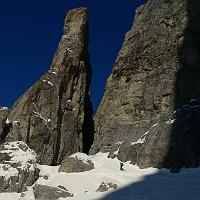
[5,8,93,165]
[0,107,9,140]
[58,152,94,173]
[0,141,39,192]
[91,0,200,172]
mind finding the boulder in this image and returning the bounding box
[59,153,94,173]
[33,184,73,200]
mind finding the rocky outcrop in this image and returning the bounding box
[0,141,39,192]
[0,107,9,131]
[33,184,73,200]
[0,107,9,141]
[5,7,93,165]
[58,152,94,173]
[96,182,117,192]
[91,0,200,172]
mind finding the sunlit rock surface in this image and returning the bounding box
[91,0,200,172]
[5,8,93,165]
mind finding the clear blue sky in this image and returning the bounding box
[0,0,146,113]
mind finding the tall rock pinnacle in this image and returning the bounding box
[5,7,94,165]
[91,0,200,172]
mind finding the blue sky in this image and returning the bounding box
[0,0,146,113]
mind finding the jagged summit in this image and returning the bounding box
[63,7,88,37]
[50,7,89,73]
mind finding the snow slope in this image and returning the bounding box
[0,153,200,200]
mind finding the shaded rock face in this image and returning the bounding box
[33,184,73,200]
[5,8,94,165]
[91,0,200,172]
[116,100,200,172]
[58,152,94,173]
[0,141,39,192]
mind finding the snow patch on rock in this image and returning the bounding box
[0,164,18,180]
[69,153,92,165]
[0,107,9,111]
[0,153,200,199]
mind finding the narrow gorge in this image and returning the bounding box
[0,0,200,197]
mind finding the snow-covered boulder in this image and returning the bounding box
[0,141,39,192]
[33,184,73,199]
[58,153,94,173]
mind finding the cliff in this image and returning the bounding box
[91,0,200,172]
